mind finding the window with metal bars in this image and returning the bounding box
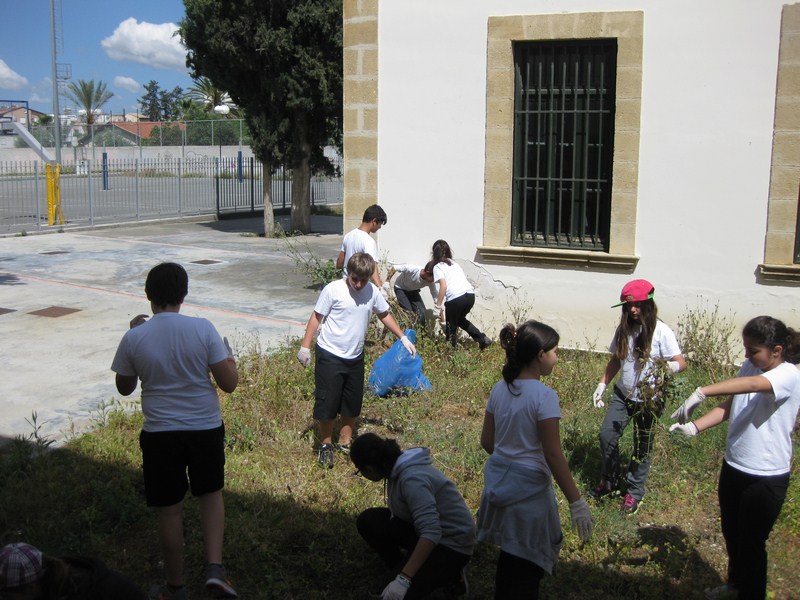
[511,40,617,251]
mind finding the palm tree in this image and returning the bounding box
[65,79,113,125]
[186,76,236,114]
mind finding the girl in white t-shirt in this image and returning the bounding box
[428,239,491,349]
[589,279,686,515]
[670,315,800,600]
[477,320,593,599]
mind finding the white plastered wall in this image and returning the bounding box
[373,0,800,352]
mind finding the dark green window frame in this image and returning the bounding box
[511,39,617,251]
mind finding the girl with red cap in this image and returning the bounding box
[589,279,686,515]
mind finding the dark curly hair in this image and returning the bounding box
[742,315,800,364]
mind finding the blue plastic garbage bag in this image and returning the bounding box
[368,329,432,397]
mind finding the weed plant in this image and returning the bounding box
[0,308,797,598]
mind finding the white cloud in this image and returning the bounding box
[0,59,29,89]
[114,75,141,93]
[101,18,187,71]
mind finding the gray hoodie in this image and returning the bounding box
[387,447,476,556]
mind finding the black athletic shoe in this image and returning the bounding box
[317,443,335,468]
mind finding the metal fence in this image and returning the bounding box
[0,155,343,235]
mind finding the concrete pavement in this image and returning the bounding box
[0,215,342,444]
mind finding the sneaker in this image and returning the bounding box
[588,480,620,499]
[622,493,641,515]
[317,443,335,468]
[336,442,351,455]
[478,336,493,350]
[148,584,187,600]
[704,583,738,599]
[205,563,238,598]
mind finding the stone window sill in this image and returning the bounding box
[477,245,639,273]
[758,263,800,283]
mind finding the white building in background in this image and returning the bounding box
[341,1,800,351]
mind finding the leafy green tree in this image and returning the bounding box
[161,86,185,121]
[180,0,343,235]
[139,81,184,121]
[139,80,162,121]
[65,79,113,125]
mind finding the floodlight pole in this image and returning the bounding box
[49,0,62,165]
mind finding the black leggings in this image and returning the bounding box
[444,292,484,347]
[494,550,545,599]
[356,507,470,599]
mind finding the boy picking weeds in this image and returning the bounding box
[297,252,415,468]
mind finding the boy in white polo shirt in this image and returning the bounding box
[297,252,415,468]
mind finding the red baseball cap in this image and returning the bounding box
[612,279,654,307]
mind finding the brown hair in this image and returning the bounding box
[613,299,658,362]
[347,252,375,280]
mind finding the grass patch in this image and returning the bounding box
[1,312,798,599]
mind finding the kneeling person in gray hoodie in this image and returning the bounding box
[352,433,475,600]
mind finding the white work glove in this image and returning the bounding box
[223,336,234,358]
[569,497,594,542]
[670,387,706,424]
[667,360,681,373]
[592,383,607,408]
[669,422,699,437]
[400,335,417,357]
[297,347,311,368]
[380,283,390,300]
[381,574,411,600]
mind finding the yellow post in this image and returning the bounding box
[46,163,65,226]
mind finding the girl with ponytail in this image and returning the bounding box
[477,321,593,599]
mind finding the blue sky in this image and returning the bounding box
[0,0,193,115]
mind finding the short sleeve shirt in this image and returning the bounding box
[432,261,473,302]
[111,312,228,432]
[609,320,682,400]
[314,278,389,359]
[340,228,378,276]
[725,360,800,476]
[485,378,561,473]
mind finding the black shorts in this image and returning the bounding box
[139,424,226,507]
[313,343,365,421]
